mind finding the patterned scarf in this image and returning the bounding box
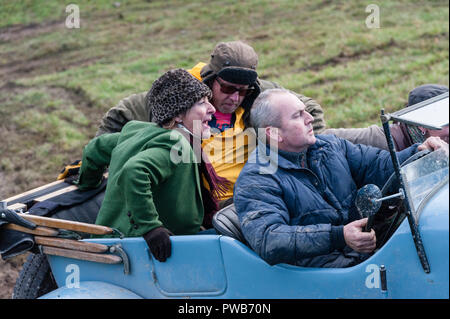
[406,124,426,144]
[176,125,232,228]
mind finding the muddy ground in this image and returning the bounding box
[0,255,27,299]
[0,19,104,299]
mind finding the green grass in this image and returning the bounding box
[0,0,448,197]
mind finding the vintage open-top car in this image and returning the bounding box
[1,93,448,299]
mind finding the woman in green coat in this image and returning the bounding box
[77,69,228,262]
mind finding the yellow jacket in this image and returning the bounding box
[189,62,256,200]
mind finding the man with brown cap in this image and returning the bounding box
[96,41,326,202]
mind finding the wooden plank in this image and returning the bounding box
[6,203,27,211]
[33,185,78,202]
[17,213,113,235]
[34,236,109,253]
[3,179,66,203]
[4,224,59,236]
[4,185,75,210]
[4,172,108,209]
[41,246,122,264]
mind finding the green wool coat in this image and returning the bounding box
[77,121,204,237]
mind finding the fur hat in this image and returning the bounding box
[147,69,212,125]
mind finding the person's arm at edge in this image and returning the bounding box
[322,125,389,150]
[77,132,120,190]
[96,92,149,137]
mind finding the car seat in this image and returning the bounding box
[212,204,247,245]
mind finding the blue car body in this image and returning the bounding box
[41,179,448,299]
[39,94,450,299]
[1,94,446,300]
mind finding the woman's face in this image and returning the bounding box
[177,96,216,139]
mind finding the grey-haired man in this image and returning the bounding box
[234,89,447,268]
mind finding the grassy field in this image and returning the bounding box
[0,0,448,197]
[0,0,448,300]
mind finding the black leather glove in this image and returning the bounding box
[143,226,174,262]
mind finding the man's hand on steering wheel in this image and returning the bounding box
[418,136,449,155]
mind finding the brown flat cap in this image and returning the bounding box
[200,41,258,85]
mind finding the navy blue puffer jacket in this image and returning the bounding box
[234,135,418,268]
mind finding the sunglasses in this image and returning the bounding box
[216,78,254,97]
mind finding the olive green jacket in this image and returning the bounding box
[95,77,326,136]
[78,121,204,237]
[322,125,389,150]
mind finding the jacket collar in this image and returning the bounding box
[250,137,328,171]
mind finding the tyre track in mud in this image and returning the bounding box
[0,17,111,298]
[0,84,98,300]
[0,12,124,85]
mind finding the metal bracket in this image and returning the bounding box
[380,265,388,292]
[109,244,130,275]
[112,228,125,239]
[380,111,391,124]
[57,229,83,240]
[380,110,431,273]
